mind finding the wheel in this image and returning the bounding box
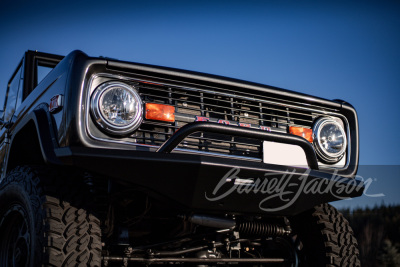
[291,203,361,267]
[0,166,102,266]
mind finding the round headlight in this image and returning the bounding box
[90,81,143,135]
[313,117,347,164]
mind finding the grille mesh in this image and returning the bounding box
[127,80,338,159]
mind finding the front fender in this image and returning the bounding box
[7,106,62,173]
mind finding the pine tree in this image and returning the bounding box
[377,239,400,267]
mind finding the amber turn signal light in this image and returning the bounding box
[145,103,175,122]
[289,126,313,143]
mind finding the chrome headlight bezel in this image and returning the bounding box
[313,117,347,164]
[90,81,143,135]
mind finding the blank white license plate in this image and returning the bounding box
[263,141,308,168]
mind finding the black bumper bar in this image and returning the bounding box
[157,122,318,170]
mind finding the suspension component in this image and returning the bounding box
[236,221,290,237]
[181,214,291,237]
[181,214,236,229]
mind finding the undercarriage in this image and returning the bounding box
[98,187,304,267]
[102,210,297,266]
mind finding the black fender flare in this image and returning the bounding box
[8,106,62,171]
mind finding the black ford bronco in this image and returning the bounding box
[0,50,364,266]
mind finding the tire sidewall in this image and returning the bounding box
[0,181,39,267]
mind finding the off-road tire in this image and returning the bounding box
[0,166,102,266]
[292,203,361,267]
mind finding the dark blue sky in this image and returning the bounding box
[1,0,399,208]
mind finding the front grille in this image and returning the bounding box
[126,79,339,159]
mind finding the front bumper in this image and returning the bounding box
[55,122,364,216]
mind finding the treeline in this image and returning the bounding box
[341,204,400,267]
